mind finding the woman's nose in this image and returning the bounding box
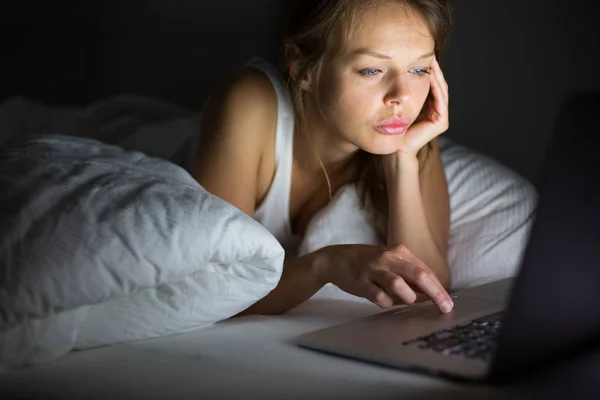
[384,79,411,106]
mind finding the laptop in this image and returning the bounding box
[296,92,600,382]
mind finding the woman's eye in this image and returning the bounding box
[410,68,431,76]
[359,68,383,77]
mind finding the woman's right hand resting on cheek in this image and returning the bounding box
[317,244,454,313]
[237,244,454,317]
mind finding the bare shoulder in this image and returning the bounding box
[200,67,277,139]
[193,67,278,216]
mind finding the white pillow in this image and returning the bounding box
[439,137,538,288]
[299,137,538,299]
[0,135,284,371]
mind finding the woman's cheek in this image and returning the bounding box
[342,90,375,118]
[416,81,431,107]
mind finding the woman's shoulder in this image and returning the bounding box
[230,58,292,118]
[200,64,278,146]
[193,63,280,215]
[222,66,278,117]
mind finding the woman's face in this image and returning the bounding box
[310,2,436,155]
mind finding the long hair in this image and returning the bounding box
[282,0,453,216]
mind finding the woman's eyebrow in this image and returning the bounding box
[350,48,392,60]
[349,48,435,60]
[418,51,435,59]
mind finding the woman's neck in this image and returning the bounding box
[292,106,359,182]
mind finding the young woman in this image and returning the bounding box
[194,0,455,315]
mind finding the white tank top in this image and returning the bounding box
[244,58,302,257]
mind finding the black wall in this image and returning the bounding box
[443,0,600,186]
[2,0,599,187]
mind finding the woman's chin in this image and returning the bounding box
[360,136,403,155]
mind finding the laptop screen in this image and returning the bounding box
[489,91,600,381]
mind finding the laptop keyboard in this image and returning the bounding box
[401,312,504,362]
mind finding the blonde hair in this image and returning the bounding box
[283,0,453,213]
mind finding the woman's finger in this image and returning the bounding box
[401,250,449,299]
[361,281,394,308]
[370,268,417,305]
[428,73,449,127]
[430,71,447,106]
[403,263,452,313]
[432,57,449,99]
[386,249,453,313]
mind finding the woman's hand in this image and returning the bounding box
[393,55,450,159]
[320,244,454,313]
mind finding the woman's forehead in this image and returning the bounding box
[339,5,434,59]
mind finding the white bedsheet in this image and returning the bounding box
[0,296,516,400]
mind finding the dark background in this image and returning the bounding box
[1,0,599,187]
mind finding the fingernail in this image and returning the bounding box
[442,300,453,313]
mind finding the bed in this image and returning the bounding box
[0,92,538,399]
[0,298,517,400]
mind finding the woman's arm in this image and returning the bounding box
[237,250,329,316]
[239,241,454,315]
[385,139,451,290]
[383,56,452,290]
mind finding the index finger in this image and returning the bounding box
[393,259,453,313]
[432,57,448,87]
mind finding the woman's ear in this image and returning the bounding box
[300,74,313,92]
[285,43,313,92]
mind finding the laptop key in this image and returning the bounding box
[431,337,462,351]
[402,312,504,360]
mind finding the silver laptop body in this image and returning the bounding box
[297,279,512,380]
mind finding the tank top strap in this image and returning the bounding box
[246,58,301,257]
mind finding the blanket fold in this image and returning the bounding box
[0,134,284,371]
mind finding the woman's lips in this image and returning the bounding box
[376,123,409,135]
[375,117,411,135]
